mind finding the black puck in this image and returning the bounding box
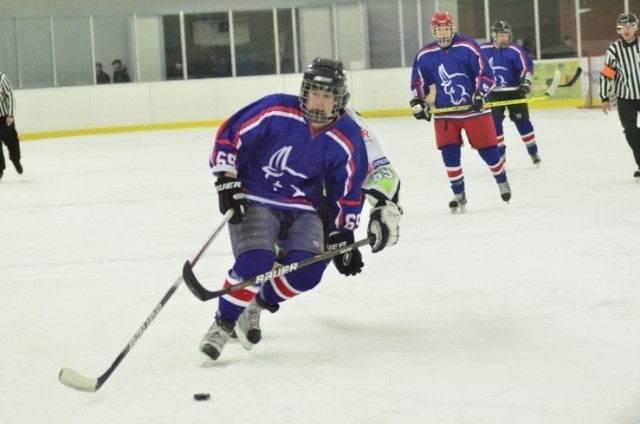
[193,393,210,401]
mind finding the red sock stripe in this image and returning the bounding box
[223,279,258,302]
[490,161,505,175]
[272,275,299,299]
[521,133,535,142]
[446,167,463,179]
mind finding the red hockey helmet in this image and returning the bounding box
[431,12,454,27]
[431,12,455,47]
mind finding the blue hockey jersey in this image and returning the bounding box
[480,41,533,88]
[410,33,495,117]
[210,93,369,233]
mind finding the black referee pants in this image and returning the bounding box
[616,98,640,168]
[0,115,21,171]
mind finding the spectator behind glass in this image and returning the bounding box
[111,59,131,83]
[516,36,534,56]
[167,60,184,80]
[95,63,110,84]
[555,35,577,57]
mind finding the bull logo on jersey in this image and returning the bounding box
[488,58,508,87]
[438,64,470,105]
[262,146,308,197]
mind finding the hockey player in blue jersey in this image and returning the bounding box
[410,12,511,214]
[198,58,400,361]
[231,107,403,351]
[481,20,541,166]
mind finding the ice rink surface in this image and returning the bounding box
[1,107,639,424]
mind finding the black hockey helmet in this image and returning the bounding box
[299,57,350,123]
[491,20,513,46]
[617,13,639,29]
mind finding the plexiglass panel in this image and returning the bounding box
[16,19,53,88]
[368,2,401,69]
[539,0,578,59]
[184,12,231,78]
[336,3,368,70]
[93,16,135,83]
[136,15,164,82]
[457,0,486,42]
[0,20,19,86]
[298,7,333,69]
[233,10,276,76]
[53,17,93,87]
[276,8,297,74]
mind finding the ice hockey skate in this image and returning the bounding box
[199,316,235,362]
[530,153,541,167]
[449,192,467,214]
[498,181,512,203]
[634,168,640,183]
[236,299,264,351]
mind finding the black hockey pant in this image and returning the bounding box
[616,98,640,168]
[0,116,21,171]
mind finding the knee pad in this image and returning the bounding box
[441,144,462,167]
[259,250,327,305]
[232,249,276,280]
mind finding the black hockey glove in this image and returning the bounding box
[326,231,364,276]
[470,91,484,113]
[410,98,432,121]
[367,201,402,253]
[517,78,532,96]
[215,176,247,224]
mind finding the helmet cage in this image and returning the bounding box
[491,21,513,47]
[299,58,349,124]
[431,12,455,47]
[431,24,455,47]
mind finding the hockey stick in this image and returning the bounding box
[58,210,234,393]
[183,235,375,302]
[493,67,582,92]
[432,70,561,114]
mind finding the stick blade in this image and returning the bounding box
[545,70,562,96]
[182,260,213,301]
[560,66,583,87]
[58,368,101,392]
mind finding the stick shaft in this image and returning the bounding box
[58,210,234,392]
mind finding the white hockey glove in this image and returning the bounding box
[367,201,402,253]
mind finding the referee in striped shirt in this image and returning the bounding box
[0,71,22,180]
[600,12,640,181]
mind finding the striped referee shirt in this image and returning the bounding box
[0,73,15,117]
[599,37,640,101]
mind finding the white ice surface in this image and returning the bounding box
[1,108,639,424]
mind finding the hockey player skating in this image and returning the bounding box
[232,107,402,351]
[599,13,640,182]
[199,58,401,361]
[410,12,511,214]
[481,20,541,167]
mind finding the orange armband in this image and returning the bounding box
[601,64,617,79]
